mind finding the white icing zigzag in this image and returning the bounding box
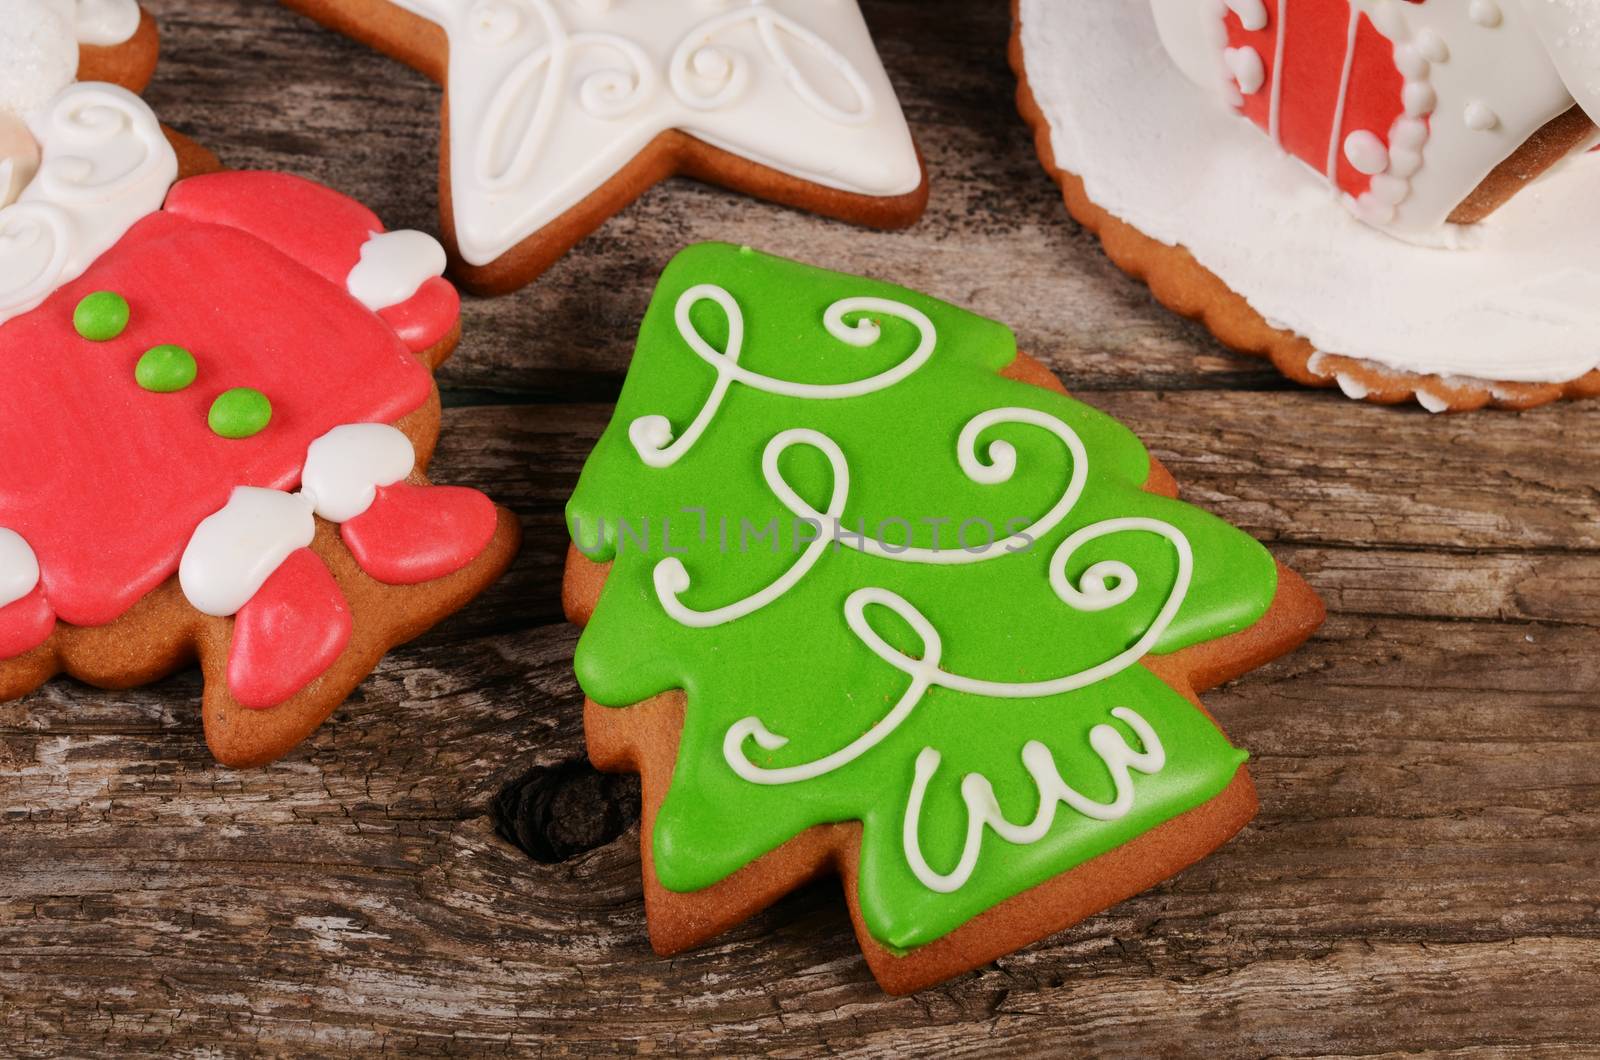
[389,0,923,266]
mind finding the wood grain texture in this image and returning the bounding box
[2,0,1597,1054]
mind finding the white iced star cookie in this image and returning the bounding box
[280,0,929,293]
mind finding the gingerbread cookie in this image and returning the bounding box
[563,243,1323,993]
[277,0,928,294]
[1013,1,1600,411]
[0,4,520,768]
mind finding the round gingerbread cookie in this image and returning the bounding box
[563,242,1324,994]
[276,0,931,295]
[0,3,521,767]
[1012,0,1600,411]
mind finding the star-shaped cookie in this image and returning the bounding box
[280,0,929,293]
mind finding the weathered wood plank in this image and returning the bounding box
[2,613,1597,1055]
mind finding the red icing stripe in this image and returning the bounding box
[1225,0,1410,198]
[340,482,498,586]
[0,586,55,660]
[227,548,352,711]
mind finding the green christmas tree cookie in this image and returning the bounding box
[565,244,1321,993]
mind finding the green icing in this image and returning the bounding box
[135,345,198,393]
[208,387,272,439]
[567,244,1277,952]
[74,291,130,342]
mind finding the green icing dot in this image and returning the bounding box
[208,388,272,439]
[135,345,198,393]
[74,291,130,341]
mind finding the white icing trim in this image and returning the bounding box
[0,527,41,610]
[0,83,177,328]
[905,708,1164,893]
[1026,1,1600,384]
[1267,0,1286,143]
[386,0,922,266]
[178,424,419,617]
[1224,0,1268,33]
[346,229,447,311]
[0,113,41,208]
[0,2,144,119]
[72,0,143,47]
[1223,46,1264,96]
[1325,3,1361,181]
[179,487,316,618]
[301,423,417,523]
[1154,0,1581,236]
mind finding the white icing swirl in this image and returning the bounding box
[629,283,936,470]
[0,82,177,328]
[904,707,1165,893]
[668,3,875,122]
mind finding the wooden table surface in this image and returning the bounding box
[4,1,1599,1055]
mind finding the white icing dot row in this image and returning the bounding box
[1346,5,1443,227]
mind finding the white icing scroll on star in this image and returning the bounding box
[386,0,923,266]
